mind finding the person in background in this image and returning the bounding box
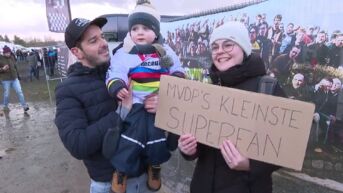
[249,25,261,55]
[268,14,283,61]
[27,51,39,81]
[287,73,313,102]
[256,22,271,69]
[279,23,296,55]
[328,33,343,68]
[34,49,43,80]
[47,48,57,76]
[270,45,301,86]
[308,31,329,66]
[327,78,343,146]
[0,46,29,112]
[178,21,285,193]
[312,78,335,149]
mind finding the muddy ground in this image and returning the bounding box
[0,101,90,193]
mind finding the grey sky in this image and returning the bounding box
[70,0,247,14]
[0,0,250,41]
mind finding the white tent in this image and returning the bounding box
[0,41,26,53]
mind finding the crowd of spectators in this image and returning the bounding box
[0,46,58,80]
[164,12,343,152]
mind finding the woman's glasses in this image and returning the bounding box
[211,41,235,55]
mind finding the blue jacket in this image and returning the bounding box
[55,62,120,182]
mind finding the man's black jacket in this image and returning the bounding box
[55,62,120,182]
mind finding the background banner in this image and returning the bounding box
[46,0,71,33]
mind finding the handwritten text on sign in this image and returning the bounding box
[155,76,315,170]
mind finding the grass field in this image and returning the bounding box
[1,60,61,103]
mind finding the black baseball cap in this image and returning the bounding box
[64,17,107,49]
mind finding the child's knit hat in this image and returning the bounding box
[128,0,161,36]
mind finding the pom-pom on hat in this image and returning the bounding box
[128,0,161,36]
[210,21,252,56]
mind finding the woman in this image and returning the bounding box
[178,21,286,193]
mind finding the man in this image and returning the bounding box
[47,48,57,76]
[256,22,271,69]
[327,78,343,145]
[270,45,301,86]
[268,15,283,61]
[27,51,39,81]
[0,46,29,112]
[279,23,296,55]
[267,14,282,41]
[54,17,157,193]
[306,31,329,66]
[249,26,261,55]
[312,78,336,147]
[253,14,263,28]
[287,73,312,102]
[328,33,343,68]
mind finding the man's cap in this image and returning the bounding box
[65,17,107,49]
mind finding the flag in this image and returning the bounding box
[46,0,71,33]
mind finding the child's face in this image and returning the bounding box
[130,24,156,45]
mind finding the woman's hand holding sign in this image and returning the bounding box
[178,134,197,156]
[220,140,250,171]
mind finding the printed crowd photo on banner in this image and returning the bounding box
[160,0,343,182]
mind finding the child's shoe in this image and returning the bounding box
[147,165,161,191]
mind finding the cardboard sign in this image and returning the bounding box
[155,76,315,170]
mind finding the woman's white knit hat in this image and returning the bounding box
[210,21,252,56]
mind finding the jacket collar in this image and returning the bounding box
[67,62,109,78]
[210,54,266,87]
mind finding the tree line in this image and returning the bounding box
[0,34,62,48]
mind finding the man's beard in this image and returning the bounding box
[85,54,109,67]
[84,47,109,67]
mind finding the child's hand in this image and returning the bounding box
[117,88,129,101]
[120,83,133,111]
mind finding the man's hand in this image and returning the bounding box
[117,88,129,101]
[330,115,336,124]
[1,64,9,72]
[144,93,159,113]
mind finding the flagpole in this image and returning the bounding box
[66,0,72,22]
[44,0,72,105]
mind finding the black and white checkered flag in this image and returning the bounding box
[46,0,71,33]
